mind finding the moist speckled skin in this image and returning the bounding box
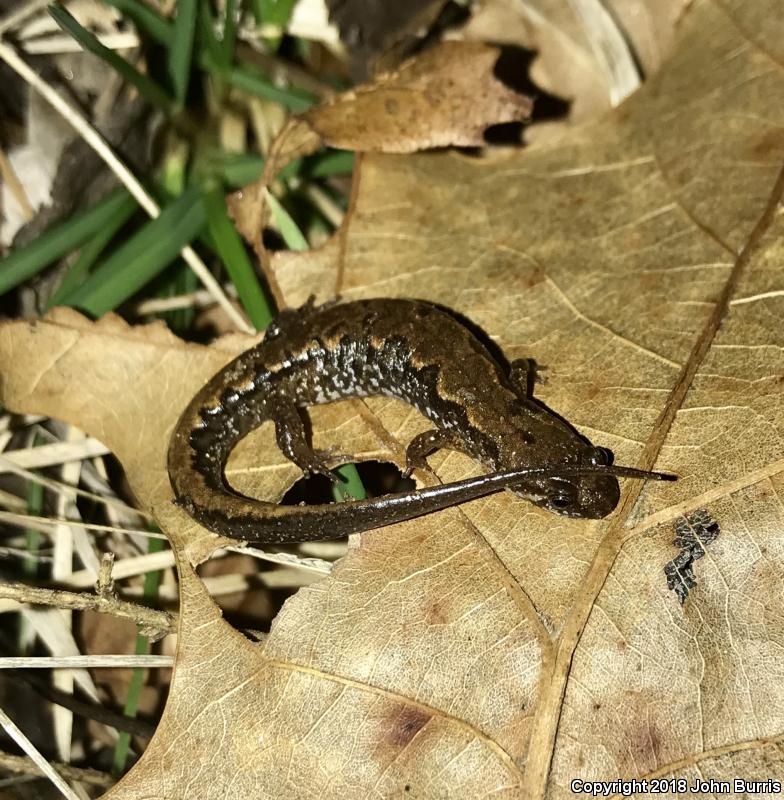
[167,298,621,543]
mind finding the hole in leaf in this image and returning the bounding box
[280,459,415,505]
[200,461,415,638]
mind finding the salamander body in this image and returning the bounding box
[167,298,621,543]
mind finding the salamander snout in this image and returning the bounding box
[529,475,621,519]
[547,473,620,518]
[509,445,622,519]
[510,471,620,519]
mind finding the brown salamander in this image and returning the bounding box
[168,298,674,543]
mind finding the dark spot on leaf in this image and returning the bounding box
[665,509,720,604]
[382,706,431,749]
[424,601,449,626]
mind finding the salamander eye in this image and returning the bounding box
[549,483,576,509]
[587,447,612,466]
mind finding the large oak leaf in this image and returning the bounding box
[1,1,783,796]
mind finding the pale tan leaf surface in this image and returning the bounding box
[606,0,692,73]
[1,1,783,798]
[272,0,784,794]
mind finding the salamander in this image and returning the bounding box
[167,298,673,543]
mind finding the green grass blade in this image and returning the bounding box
[104,0,173,46]
[250,0,297,51]
[216,152,305,188]
[331,464,367,502]
[110,631,146,774]
[248,0,264,23]
[228,65,315,112]
[255,0,298,28]
[61,188,206,315]
[46,194,138,308]
[155,261,199,332]
[218,152,265,186]
[265,192,308,251]
[22,468,44,580]
[202,187,273,331]
[195,0,225,77]
[215,150,353,190]
[18,436,46,649]
[49,4,174,113]
[198,0,237,74]
[306,150,354,178]
[168,0,198,105]
[0,188,134,296]
[221,0,238,64]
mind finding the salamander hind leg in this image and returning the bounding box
[404,429,466,477]
[271,397,347,485]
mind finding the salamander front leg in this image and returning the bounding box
[265,295,343,342]
[509,358,547,398]
[271,399,346,485]
[404,429,466,477]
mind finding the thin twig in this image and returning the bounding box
[0,144,34,219]
[132,285,234,314]
[0,545,52,561]
[9,673,156,739]
[0,454,155,519]
[0,0,50,36]
[0,706,80,800]
[225,545,333,573]
[0,439,110,472]
[0,655,173,669]
[66,550,175,588]
[235,42,336,99]
[95,553,115,598]
[0,582,177,638]
[22,32,139,55]
[0,750,113,789]
[0,511,167,540]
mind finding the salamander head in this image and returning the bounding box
[506,445,620,518]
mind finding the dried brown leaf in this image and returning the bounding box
[294,40,532,152]
[231,39,531,296]
[1,1,784,797]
